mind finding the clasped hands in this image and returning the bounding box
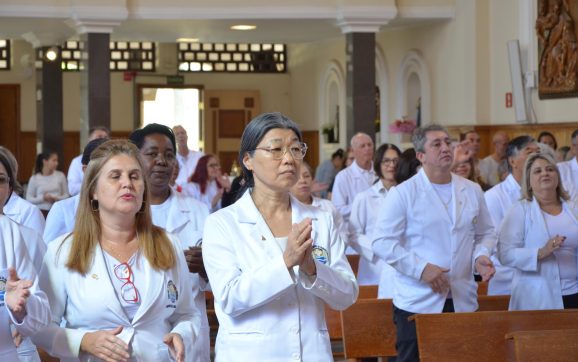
[538,234,566,260]
[420,255,495,294]
[5,267,33,323]
[283,218,316,276]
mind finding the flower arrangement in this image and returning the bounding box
[389,119,417,134]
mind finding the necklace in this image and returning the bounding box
[101,234,139,263]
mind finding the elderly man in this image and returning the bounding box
[372,124,496,362]
[67,126,109,195]
[484,135,539,296]
[479,131,509,187]
[331,132,376,223]
[173,125,204,188]
[558,129,578,199]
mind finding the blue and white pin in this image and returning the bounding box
[312,246,329,264]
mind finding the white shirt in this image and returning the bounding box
[498,199,578,310]
[66,155,83,196]
[26,171,69,211]
[372,169,496,313]
[0,216,50,360]
[479,155,508,187]
[349,181,395,293]
[544,210,578,296]
[182,180,221,212]
[484,174,521,295]
[558,157,578,200]
[4,193,45,234]
[331,160,377,223]
[43,195,79,243]
[175,150,203,188]
[203,191,358,362]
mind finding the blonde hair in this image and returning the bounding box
[64,139,176,274]
[521,152,569,202]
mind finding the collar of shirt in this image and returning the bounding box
[352,160,375,178]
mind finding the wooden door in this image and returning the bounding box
[0,85,21,180]
[205,90,260,174]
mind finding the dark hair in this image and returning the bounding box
[89,126,110,137]
[331,149,344,160]
[0,146,22,195]
[506,135,535,173]
[412,124,449,152]
[238,112,302,192]
[129,123,176,152]
[571,129,578,141]
[82,138,109,165]
[537,131,557,150]
[395,148,421,184]
[0,152,16,202]
[373,143,402,178]
[189,154,221,194]
[34,151,57,174]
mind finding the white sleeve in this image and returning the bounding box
[497,203,538,272]
[331,172,351,219]
[371,187,428,281]
[43,201,68,244]
[348,193,373,261]
[25,175,44,205]
[67,158,83,196]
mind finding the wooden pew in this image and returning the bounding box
[325,285,379,359]
[477,280,488,296]
[477,295,510,311]
[505,329,578,362]
[340,299,396,361]
[414,309,578,362]
[346,254,360,276]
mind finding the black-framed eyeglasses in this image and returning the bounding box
[381,158,399,166]
[254,142,308,160]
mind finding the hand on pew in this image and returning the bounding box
[474,255,495,281]
[420,263,449,294]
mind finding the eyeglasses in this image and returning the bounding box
[0,176,9,185]
[114,262,140,304]
[207,163,221,168]
[381,158,399,166]
[254,142,308,160]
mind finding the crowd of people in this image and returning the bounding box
[1,114,578,361]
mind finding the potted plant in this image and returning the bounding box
[322,124,336,143]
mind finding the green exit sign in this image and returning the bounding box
[166,75,184,85]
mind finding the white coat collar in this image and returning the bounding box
[417,169,469,226]
[369,180,388,197]
[163,189,194,233]
[236,190,318,254]
[351,160,375,178]
[527,197,578,238]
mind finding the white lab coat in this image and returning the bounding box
[331,160,376,223]
[311,197,349,251]
[498,198,578,310]
[483,174,521,295]
[150,191,211,362]
[182,180,221,212]
[349,181,395,296]
[371,169,496,313]
[43,194,79,243]
[4,193,45,234]
[0,216,50,361]
[67,155,83,196]
[32,233,200,362]
[203,191,358,362]
[558,157,578,200]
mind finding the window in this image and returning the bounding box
[178,42,286,73]
[0,40,10,70]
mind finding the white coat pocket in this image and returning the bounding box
[156,343,177,362]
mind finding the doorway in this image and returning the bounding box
[137,85,204,152]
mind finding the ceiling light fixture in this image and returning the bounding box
[177,38,199,43]
[230,24,257,31]
[44,47,59,62]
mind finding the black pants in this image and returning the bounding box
[393,299,455,362]
[563,293,578,309]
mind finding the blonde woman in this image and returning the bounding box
[33,140,199,361]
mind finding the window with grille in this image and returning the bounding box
[35,41,155,72]
[0,40,10,70]
[178,42,286,73]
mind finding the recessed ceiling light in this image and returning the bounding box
[177,38,199,42]
[230,24,257,31]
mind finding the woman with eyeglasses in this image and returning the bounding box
[202,113,358,361]
[183,155,231,212]
[0,151,51,361]
[349,143,401,294]
[33,140,199,362]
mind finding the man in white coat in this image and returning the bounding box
[372,124,496,362]
[130,124,211,362]
[558,129,578,199]
[484,135,539,295]
[66,126,109,196]
[173,125,204,190]
[44,138,109,243]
